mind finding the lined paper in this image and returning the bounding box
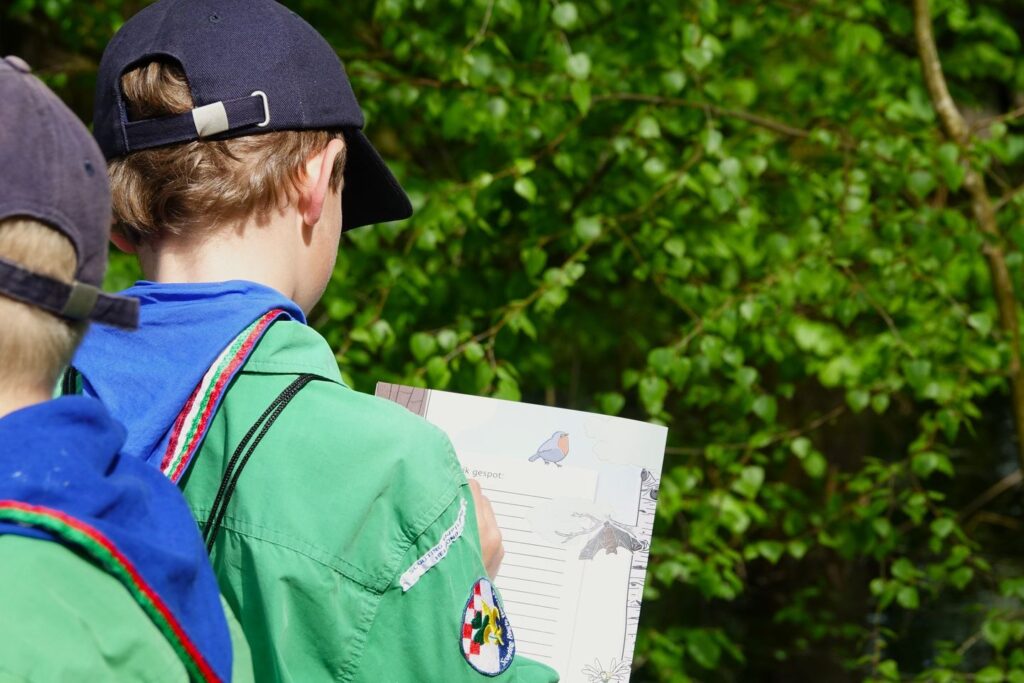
[462,457,598,672]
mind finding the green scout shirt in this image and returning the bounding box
[0,535,254,683]
[180,320,559,683]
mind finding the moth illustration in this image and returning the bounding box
[555,513,649,560]
[581,657,632,682]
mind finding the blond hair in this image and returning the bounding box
[109,60,346,242]
[0,218,87,391]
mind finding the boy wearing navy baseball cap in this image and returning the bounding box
[0,56,252,682]
[68,1,559,681]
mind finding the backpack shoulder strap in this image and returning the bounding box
[58,367,81,396]
[201,373,325,552]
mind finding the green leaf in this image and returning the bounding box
[896,586,919,609]
[788,539,808,559]
[664,237,686,258]
[732,465,765,499]
[846,388,870,413]
[574,216,602,241]
[930,517,955,539]
[872,517,892,538]
[426,357,452,388]
[907,169,936,198]
[683,45,714,71]
[661,70,687,92]
[902,359,933,389]
[891,558,917,582]
[464,342,485,363]
[437,329,458,351]
[569,81,591,114]
[911,452,954,478]
[878,660,899,680]
[746,155,767,177]
[410,332,437,361]
[803,453,827,479]
[551,2,578,29]
[566,52,591,80]
[751,395,777,423]
[976,667,1005,683]
[757,540,785,564]
[701,128,723,154]
[719,157,741,179]
[521,247,548,278]
[514,177,537,203]
[983,619,1012,652]
[685,629,722,669]
[950,566,974,590]
[597,392,625,416]
[968,311,994,337]
[637,116,661,139]
[639,376,669,415]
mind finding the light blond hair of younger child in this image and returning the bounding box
[0,218,86,391]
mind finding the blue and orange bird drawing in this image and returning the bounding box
[528,431,570,467]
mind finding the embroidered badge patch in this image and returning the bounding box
[461,578,516,676]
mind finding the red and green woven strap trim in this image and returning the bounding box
[161,309,286,482]
[0,500,219,682]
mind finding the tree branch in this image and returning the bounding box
[590,92,815,140]
[913,0,1024,471]
[971,103,1024,133]
[995,181,1024,211]
[348,68,821,142]
[959,469,1022,521]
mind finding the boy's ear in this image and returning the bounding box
[110,231,137,254]
[301,138,345,227]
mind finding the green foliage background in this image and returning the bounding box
[5,0,1024,680]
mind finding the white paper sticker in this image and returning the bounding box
[400,497,467,591]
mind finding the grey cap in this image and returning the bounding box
[0,56,137,328]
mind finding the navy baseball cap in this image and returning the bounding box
[93,0,413,231]
[0,56,139,329]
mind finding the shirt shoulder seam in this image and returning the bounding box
[198,512,384,591]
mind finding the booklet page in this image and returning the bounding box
[377,383,667,682]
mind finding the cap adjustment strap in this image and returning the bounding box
[61,281,100,321]
[0,257,139,329]
[191,101,229,137]
[123,91,270,151]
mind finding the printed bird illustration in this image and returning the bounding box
[528,431,570,466]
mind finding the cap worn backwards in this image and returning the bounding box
[93,0,413,231]
[0,56,139,329]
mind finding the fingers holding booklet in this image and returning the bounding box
[470,478,506,579]
[377,382,668,683]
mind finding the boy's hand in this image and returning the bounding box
[469,478,504,579]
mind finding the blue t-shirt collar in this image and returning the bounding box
[72,280,305,469]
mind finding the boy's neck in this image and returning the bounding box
[136,215,306,309]
[0,387,50,421]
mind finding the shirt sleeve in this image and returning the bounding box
[350,483,561,683]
